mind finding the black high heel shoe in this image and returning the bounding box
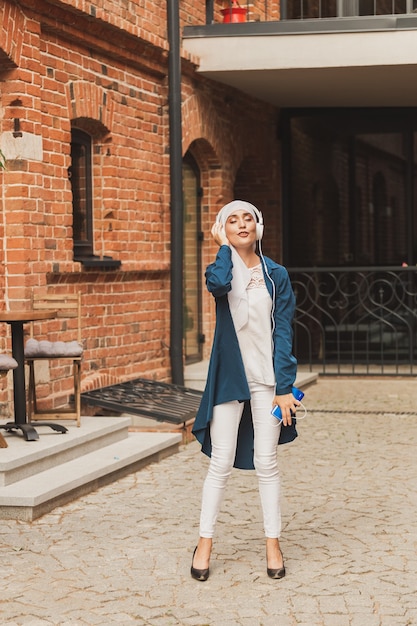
[267,564,286,579]
[191,546,210,582]
[267,549,286,579]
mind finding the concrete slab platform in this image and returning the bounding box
[184,360,318,391]
[127,364,319,440]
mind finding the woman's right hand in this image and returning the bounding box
[211,222,229,247]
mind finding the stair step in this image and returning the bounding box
[184,361,317,393]
[0,417,131,486]
[0,431,181,521]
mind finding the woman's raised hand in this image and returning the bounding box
[211,222,229,247]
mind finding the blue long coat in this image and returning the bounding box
[192,245,298,470]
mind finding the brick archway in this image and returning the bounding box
[0,2,25,71]
[66,81,114,133]
[182,93,224,171]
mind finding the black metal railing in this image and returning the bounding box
[289,267,417,375]
[282,0,417,20]
[205,0,417,23]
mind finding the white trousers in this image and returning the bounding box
[199,383,282,539]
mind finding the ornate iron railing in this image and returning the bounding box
[289,267,417,375]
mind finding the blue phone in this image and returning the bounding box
[271,386,304,421]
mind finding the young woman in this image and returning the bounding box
[191,200,299,581]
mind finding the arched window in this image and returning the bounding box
[69,128,93,259]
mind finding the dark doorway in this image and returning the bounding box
[282,108,417,268]
[282,108,417,372]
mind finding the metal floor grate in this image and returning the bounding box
[81,378,203,424]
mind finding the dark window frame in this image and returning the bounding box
[70,128,94,260]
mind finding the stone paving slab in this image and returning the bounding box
[1,377,417,625]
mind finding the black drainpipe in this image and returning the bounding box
[167,0,184,386]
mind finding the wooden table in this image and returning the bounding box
[0,310,68,441]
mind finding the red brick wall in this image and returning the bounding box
[0,0,281,415]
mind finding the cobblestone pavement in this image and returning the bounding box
[1,377,417,626]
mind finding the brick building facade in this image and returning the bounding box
[0,1,283,417]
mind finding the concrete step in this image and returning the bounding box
[0,417,132,486]
[0,428,181,521]
[184,361,318,392]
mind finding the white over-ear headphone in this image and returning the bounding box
[254,208,264,241]
[216,201,264,241]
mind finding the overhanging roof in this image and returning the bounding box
[182,16,417,107]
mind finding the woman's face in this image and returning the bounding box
[224,210,257,249]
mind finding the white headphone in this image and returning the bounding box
[216,201,264,241]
